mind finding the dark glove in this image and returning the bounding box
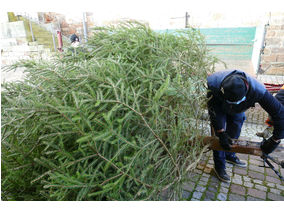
[260,136,281,154]
[217,131,233,151]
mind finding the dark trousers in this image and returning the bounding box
[213,112,246,170]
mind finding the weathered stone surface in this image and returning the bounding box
[247,196,264,201]
[267,192,284,201]
[192,191,203,200]
[228,193,245,201]
[217,193,227,201]
[248,171,265,181]
[266,176,282,184]
[182,190,191,199]
[233,167,247,175]
[204,191,216,200]
[230,184,246,196]
[255,184,268,192]
[269,188,281,195]
[247,188,266,200]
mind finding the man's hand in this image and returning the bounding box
[217,131,233,151]
[260,136,281,154]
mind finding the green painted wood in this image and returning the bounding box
[156,27,256,60]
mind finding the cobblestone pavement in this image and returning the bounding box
[179,75,284,201]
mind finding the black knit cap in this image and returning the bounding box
[70,34,79,43]
[221,74,247,102]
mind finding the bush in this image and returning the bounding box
[1,22,218,200]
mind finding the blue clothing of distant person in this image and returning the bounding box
[207,70,284,182]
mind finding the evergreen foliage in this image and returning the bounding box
[1,22,218,200]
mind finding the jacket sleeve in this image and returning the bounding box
[259,90,284,139]
[207,91,227,133]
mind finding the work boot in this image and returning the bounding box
[226,156,247,168]
[213,167,230,183]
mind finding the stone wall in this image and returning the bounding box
[41,12,95,40]
[260,12,284,75]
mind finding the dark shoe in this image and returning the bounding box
[226,156,247,168]
[213,168,230,183]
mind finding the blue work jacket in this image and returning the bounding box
[207,70,284,139]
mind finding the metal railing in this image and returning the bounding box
[18,13,70,52]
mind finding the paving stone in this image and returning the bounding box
[267,192,284,201]
[230,183,246,196]
[275,184,284,191]
[204,191,216,200]
[244,181,254,188]
[195,185,206,193]
[252,179,263,185]
[182,190,191,199]
[190,198,199,201]
[192,191,203,200]
[182,182,195,192]
[202,173,210,178]
[220,187,229,194]
[221,181,230,188]
[227,171,233,177]
[200,176,209,182]
[237,153,249,160]
[250,155,263,161]
[217,193,227,201]
[270,188,281,195]
[226,163,233,168]
[228,193,246,201]
[233,167,247,175]
[188,173,200,181]
[208,185,218,193]
[267,183,276,188]
[249,159,264,166]
[266,168,282,179]
[232,177,243,185]
[248,171,265,181]
[243,176,252,182]
[247,188,267,200]
[247,196,264,201]
[210,175,220,184]
[249,164,265,173]
[266,176,282,184]
[255,184,268,192]
[199,180,208,186]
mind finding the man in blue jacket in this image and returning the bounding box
[207,70,284,182]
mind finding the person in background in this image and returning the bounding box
[70,34,80,48]
[207,70,284,182]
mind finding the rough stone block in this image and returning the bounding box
[204,191,216,200]
[247,188,266,200]
[255,184,267,192]
[228,193,245,201]
[217,193,227,201]
[246,196,264,201]
[269,188,281,195]
[275,184,284,191]
[230,183,246,196]
[182,190,191,199]
[244,181,254,188]
[267,192,284,201]
[248,171,265,181]
[192,191,203,200]
[233,167,247,175]
[266,176,282,184]
[182,182,195,192]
